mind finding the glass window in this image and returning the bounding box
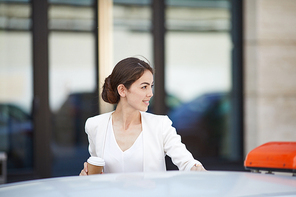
[0,1,33,174]
[113,1,152,65]
[48,1,97,176]
[165,0,234,169]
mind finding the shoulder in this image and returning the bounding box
[85,111,113,129]
[141,111,165,119]
[141,111,172,125]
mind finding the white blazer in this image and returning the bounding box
[85,111,201,172]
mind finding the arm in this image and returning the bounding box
[85,118,97,157]
[79,118,95,176]
[162,116,206,171]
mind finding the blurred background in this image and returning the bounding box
[0,0,295,183]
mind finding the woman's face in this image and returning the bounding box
[124,70,154,112]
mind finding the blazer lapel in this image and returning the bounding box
[96,111,113,158]
[141,111,149,171]
[141,111,166,172]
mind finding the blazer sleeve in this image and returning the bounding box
[162,116,202,171]
[85,118,97,157]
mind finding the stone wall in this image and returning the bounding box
[244,0,296,155]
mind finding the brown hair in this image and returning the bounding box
[102,57,153,104]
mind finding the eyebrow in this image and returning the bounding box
[140,82,154,86]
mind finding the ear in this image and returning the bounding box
[117,84,126,97]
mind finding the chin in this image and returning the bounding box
[139,106,148,112]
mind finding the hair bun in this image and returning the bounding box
[102,75,119,104]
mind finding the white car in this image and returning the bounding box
[1,142,296,197]
[1,170,296,196]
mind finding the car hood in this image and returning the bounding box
[1,171,296,197]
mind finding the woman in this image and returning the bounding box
[80,57,205,175]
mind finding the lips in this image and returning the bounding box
[143,100,150,105]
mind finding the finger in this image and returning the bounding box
[79,169,87,176]
[196,165,205,171]
[191,164,205,171]
[198,165,207,171]
[84,162,88,173]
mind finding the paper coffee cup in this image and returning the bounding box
[87,156,105,175]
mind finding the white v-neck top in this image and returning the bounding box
[103,116,144,173]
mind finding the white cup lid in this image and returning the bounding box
[87,156,105,166]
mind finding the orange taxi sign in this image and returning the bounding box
[244,141,296,173]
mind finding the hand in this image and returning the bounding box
[191,164,206,171]
[79,162,88,176]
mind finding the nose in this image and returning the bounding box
[147,87,153,97]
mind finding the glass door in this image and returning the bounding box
[0,1,34,180]
[165,0,240,170]
[48,0,98,176]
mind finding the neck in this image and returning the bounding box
[112,103,141,131]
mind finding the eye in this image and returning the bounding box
[141,86,147,89]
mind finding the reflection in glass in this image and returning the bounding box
[49,31,97,176]
[0,28,33,173]
[165,1,235,169]
[113,1,152,65]
[0,1,31,30]
[49,2,97,176]
[48,3,95,31]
